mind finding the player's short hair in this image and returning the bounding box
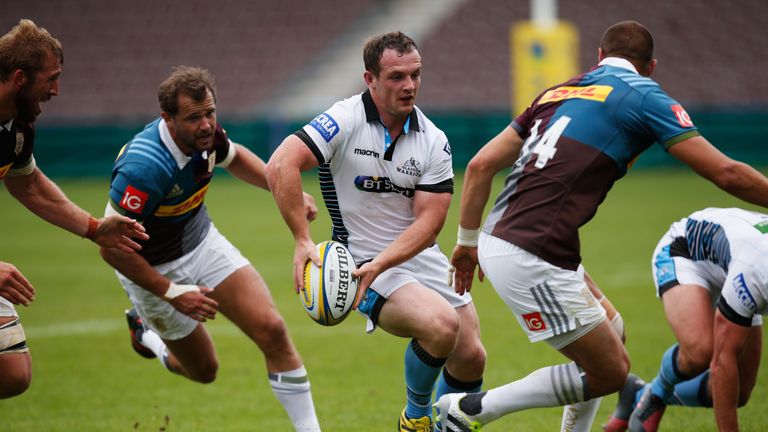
[0,19,63,83]
[363,31,418,77]
[600,21,654,67]
[158,66,217,116]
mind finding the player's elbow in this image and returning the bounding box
[709,160,747,192]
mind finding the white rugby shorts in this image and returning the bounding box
[359,243,472,332]
[652,232,763,326]
[478,233,605,349]
[117,224,249,340]
[0,297,18,318]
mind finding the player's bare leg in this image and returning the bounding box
[211,265,319,431]
[378,283,460,428]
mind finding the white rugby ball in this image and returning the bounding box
[301,241,358,326]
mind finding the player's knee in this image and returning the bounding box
[680,344,713,373]
[189,360,219,384]
[460,343,487,377]
[430,311,461,348]
[252,313,290,351]
[0,371,32,399]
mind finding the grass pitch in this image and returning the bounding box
[2,169,767,431]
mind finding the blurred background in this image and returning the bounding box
[3,0,768,177]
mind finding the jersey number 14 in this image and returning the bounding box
[525,116,571,168]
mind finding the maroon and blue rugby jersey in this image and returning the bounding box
[483,58,699,270]
[108,118,232,265]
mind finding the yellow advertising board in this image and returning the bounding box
[511,21,579,114]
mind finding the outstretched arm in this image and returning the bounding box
[5,168,147,251]
[669,136,768,208]
[450,126,524,294]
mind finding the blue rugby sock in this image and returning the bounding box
[650,344,690,401]
[435,368,483,402]
[404,339,446,419]
[669,371,713,407]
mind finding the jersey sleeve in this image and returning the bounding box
[7,122,37,177]
[294,101,350,164]
[108,147,172,222]
[213,124,235,167]
[416,130,454,193]
[640,89,700,149]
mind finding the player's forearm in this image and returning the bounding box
[227,144,270,190]
[265,163,312,242]
[6,169,92,237]
[373,212,445,272]
[459,161,495,229]
[715,162,768,208]
[99,247,170,298]
[711,351,740,431]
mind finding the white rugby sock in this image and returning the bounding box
[560,397,601,432]
[269,366,321,431]
[474,363,587,424]
[137,328,174,371]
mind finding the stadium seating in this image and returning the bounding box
[3,1,766,119]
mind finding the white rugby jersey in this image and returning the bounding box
[295,90,454,262]
[665,207,768,325]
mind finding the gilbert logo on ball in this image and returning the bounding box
[301,241,358,326]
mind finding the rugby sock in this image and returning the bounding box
[404,339,446,419]
[268,366,321,431]
[461,362,588,425]
[435,367,483,402]
[650,344,690,401]
[138,328,176,372]
[668,371,713,407]
[560,398,601,432]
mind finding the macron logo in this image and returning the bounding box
[309,113,340,143]
[733,273,757,313]
[120,185,149,213]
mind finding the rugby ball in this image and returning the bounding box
[300,241,358,326]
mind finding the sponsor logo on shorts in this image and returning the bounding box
[353,148,380,158]
[733,273,757,313]
[120,185,149,213]
[522,312,547,331]
[397,157,422,177]
[538,85,613,104]
[309,113,339,143]
[671,105,694,128]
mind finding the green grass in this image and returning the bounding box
[2,169,768,431]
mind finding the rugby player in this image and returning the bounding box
[0,19,146,399]
[266,31,486,431]
[604,208,767,432]
[436,20,768,432]
[99,66,321,431]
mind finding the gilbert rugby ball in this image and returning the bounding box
[301,241,358,326]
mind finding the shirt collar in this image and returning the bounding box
[361,89,420,133]
[599,57,639,74]
[1,118,13,132]
[158,118,192,169]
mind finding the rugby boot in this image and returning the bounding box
[603,373,646,432]
[628,386,666,432]
[125,308,155,359]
